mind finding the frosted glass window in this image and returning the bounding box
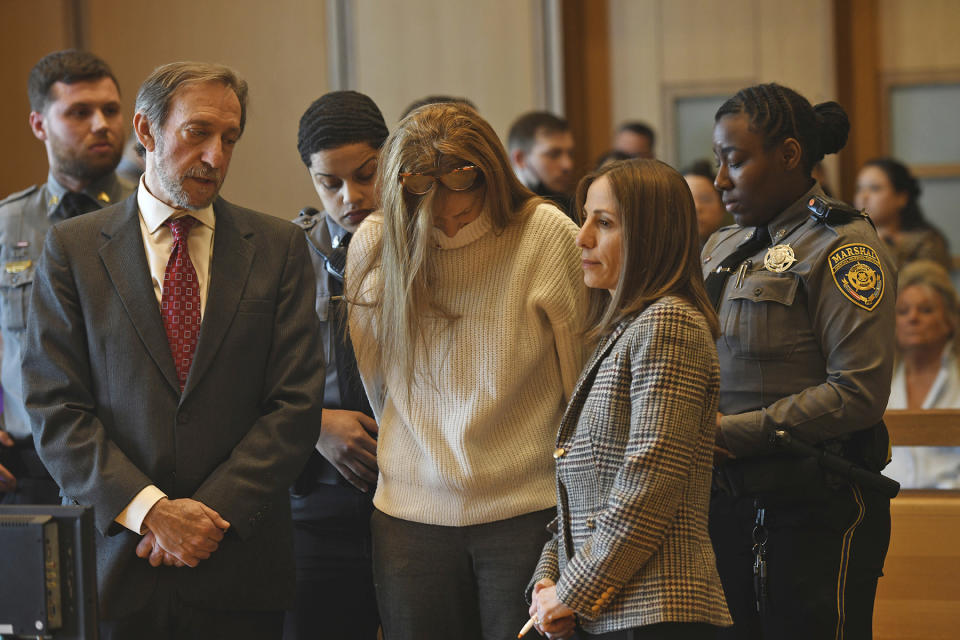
[675,95,727,170]
[890,85,960,166]
[918,177,960,254]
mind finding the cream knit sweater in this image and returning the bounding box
[348,203,589,526]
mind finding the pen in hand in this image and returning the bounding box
[518,615,537,638]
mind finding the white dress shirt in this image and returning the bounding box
[886,346,960,489]
[114,176,216,533]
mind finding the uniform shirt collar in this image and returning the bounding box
[136,174,215,234]
[760,181,825,245]
[324,214,350,248]
[45,171,128,217]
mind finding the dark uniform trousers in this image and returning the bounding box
[285,211,379,640]
[710,479,889,640]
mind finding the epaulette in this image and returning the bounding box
[0,185,39,209]
[807,194,874,229]
[291,206,320,231]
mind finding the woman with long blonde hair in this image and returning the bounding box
[347,103,588,639]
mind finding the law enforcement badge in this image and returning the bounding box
[764,244,796,272]
[828,243,884,311]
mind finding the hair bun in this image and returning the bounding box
[813,101,850,155]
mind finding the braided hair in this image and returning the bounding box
[715,83,849,174]
[297,90,388,167]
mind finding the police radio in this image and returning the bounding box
[807,194,874,229]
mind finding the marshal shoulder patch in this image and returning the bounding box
[828,243,884,311]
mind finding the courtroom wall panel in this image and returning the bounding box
[86,0,328,219]
[0,0,76,198]
[608,0,836,175]
[349,0,552,141]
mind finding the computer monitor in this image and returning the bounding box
[0,504,98,639]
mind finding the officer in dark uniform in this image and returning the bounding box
[283,91,388,640]
[0,50,132,504]
[703,83,896,640]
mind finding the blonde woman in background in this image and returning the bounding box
[347,102,588,640]
[886,260,960,488]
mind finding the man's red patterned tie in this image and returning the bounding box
[161,215,201,391]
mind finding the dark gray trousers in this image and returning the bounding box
[371,507,553,640]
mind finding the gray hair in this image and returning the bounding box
[135,61,248,134]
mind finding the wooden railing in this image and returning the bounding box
[874,410,960,640]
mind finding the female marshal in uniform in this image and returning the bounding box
[704,83,897,640]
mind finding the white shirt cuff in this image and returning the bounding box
[115,485,167,534]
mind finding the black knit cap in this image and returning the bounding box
[297,90,389,167]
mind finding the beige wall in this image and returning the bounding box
[350,0,549,141]
[1,0,550,215]
[879,0,960,74]
[609,0,837,177]
[7,0,959,213]
[1,0,329,218]
[86,0,329,218]
[0,0,75,196]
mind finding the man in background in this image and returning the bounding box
[508,111,576,218]
[0,49,132,505]
[613,120,656,158]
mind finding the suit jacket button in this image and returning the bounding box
[605,586,615,594]
[591,604,601,612]
[177,412,189,424]
[585,517,595,529]
[553,447,567,459]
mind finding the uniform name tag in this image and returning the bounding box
[4,260,32,274]
[828,243,884,311]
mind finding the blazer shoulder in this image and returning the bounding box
[50,195,136,240]
[625,297,712,348]
[217,199,300,239]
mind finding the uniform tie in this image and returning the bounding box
[705,226,771,311]
[161,216,201,391]
[57,191,100,218]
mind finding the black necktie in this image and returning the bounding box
[705,226,771,310]
[57,192,100,218]
[328,233,370,415]
[324,232,351,282]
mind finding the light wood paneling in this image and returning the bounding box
[0,0,76,198]
[660,0,756,86]
[874,491,960,639]
[879,0,960,73]
[85,0,328,218]
[350,0,545,143]
[609,0,836,169]
[835,0,882,201]
[884,409,960,446]
[562,0,611,177]
[757,0,836,103]
[608,0,660,151]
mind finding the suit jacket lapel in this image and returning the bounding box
[183,199,254,397]
[98,193,181,393]
[557,319,631,442]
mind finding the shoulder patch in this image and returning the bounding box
[828,243,885,311]
[0,185,39,208]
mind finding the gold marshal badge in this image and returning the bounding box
[764,244,796,272]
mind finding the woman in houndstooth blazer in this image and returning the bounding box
[528,159,732,639]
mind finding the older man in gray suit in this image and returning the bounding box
[22,61,324,639]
